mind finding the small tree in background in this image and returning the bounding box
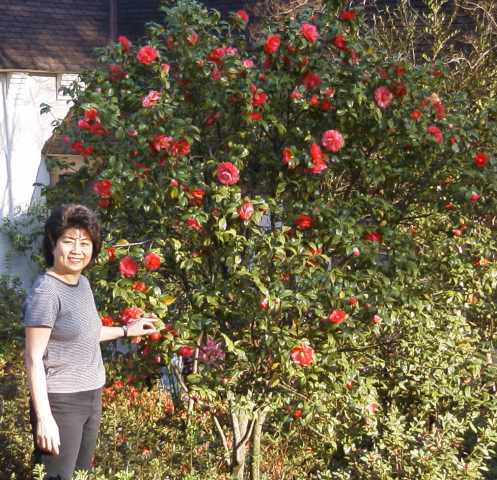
[46,0,497,477]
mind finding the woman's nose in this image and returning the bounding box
[71,241,82,253]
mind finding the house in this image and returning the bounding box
[0,0,246,286]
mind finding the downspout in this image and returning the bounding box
[1,74,15,217]
[109,0,118,42]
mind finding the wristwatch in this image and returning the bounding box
[122,325,128,338]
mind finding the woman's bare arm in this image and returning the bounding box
[24,326,60,455]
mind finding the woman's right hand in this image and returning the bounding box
[36,415,60,455]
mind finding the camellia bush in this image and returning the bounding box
[44,0,497,478]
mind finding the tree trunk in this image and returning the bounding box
[231,410,254,479]
[214,405,267,480]
[251,410,267,480]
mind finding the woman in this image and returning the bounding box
[23,204,160,479]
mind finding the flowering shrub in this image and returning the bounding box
[46,0,497,477]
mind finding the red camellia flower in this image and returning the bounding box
[294,213,313,230]
[132,281,148,292]
[178,346,195,358]
[216,162,240,185]
[469,192,481,203]
[302,71,322,90]
[327,309,348,325]
[101,315,114,326]
[109,64,126,82]
[149,134,173,153]
[190,187,205,206]
[306,143,327,174]
[372,314,382,325]
[293,409,303,419]
[98,198,110,209]
[144,251,161,271]
[118,35,130,52]
[235,9,249,23]
[300,22,319,43]
[347,296,358,306]
[321,129,345,153]
[426,125,443,144]
[410,110,423,120]
[452,228,463,237]
[207,47,227,64]
[170,138,191,157]
[340,9,357,21]
[320,99,332,111]
[374,86,393,109]
[239,201,254,221]
[290,343,315,367]
[93,179,112,198]
[187,31,199,46]
[263,34,281,54]
[352,247,361,257]
[247,111,263,121]
[84,108,98,121]
[332,34,347,50]
[119,256,138,278]
[136,46,158,65]
[185,217,202,231]
[252,89,268,107]
[71,140,93,156]
[290,89,303,101]
[474,151,489,168]
[309,95,319,107]
[121,306,144,325]
[365,231,382,242]
[391,81,407,97]
[259,298,269,310]
[282,147,293,167]
[142,90,161,108]
[106,247,116,261]
[434,101,445,120]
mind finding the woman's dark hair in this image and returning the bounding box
[42,204,102,267]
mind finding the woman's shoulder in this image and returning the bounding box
[31,272,58,293]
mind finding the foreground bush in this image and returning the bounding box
[34,0,497,477]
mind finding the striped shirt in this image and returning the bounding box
[23,273,105,393]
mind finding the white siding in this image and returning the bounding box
[0,72,73,286]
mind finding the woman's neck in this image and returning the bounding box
[46,268,81,286]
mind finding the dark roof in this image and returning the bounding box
[0,0,109,73]
[118,0,249,39]
[0,0,250,73]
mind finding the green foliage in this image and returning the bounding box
[0,203,47,269]
[37,0,497,477]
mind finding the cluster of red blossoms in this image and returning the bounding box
[77,108,107,136]
[119,252,162,278]
[93,179,112,208]
[71,140,93,157]
[149,134,191,159]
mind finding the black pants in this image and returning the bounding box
[29,388,102,480]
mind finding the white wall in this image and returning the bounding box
[0,72,73,287]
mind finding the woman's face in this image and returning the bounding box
[52,227,93,275]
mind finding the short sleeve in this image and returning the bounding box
[22,284,60,328]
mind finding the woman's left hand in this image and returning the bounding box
[127,316,163,337]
